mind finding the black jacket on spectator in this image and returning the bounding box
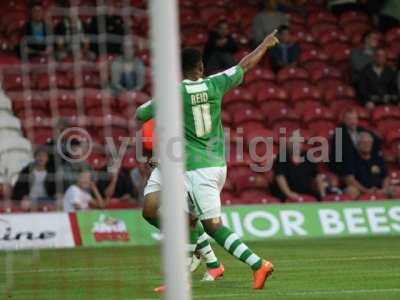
[97,167,138,199]
[87,15,125,55]
[343,153,387,188]
[271,153,318,200]
[358,64,398,105]
[329,123,381,176]
[12,163,55,201]
[203,31,237,72]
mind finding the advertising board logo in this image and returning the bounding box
[92,214,130,242]
[0,218,56,241]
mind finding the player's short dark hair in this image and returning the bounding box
[181,48,202,74]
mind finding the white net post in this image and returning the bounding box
[149,0,191,299]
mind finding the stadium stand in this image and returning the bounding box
[0,0,399,212]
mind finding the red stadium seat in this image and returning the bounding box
[277,66,309,92]
[294,99,324,116]
[302,106,335,124]
[324,42,351,63]
[322,194,354,202]
[232,107,265,127]
[371,105,400,123]
[358,192,387,201]
[290,84,322,103]
[388,168,400,186]
[339,11,369,27]
[221,191,238,205]
[385,129,400,148]
[2,73,24,91]
[288,12,306,26]
[324,84,356,103]
[286,194,318,203]
[256,85,289,104]
[239,190,280,205]
[317,29,349,46]
[258,100,288,119]
[310,66,343,89]
[32,128,53,145]
[118,90,150,110]
[121,151,137,170]
[385,27,400,44]
[298,48,329,71]
[308,11,337,27]
[245,67,275,85]
[224,87,255,109]
[182,32,208,47]
[267,105,299,127]
[343,22,371,38]
[87,153,107,171]
[234,172,270,193]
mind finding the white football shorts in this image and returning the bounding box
[144,166,227,220]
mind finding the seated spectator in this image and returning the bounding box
[111,38,145,93]
[203,21,238,74]
[54,13,91,61]
[350,32,378,85]
[271,132,326,201]
[328,0,367,15]
[358,49,398,108]
[344,132,396,198]
[63,168,104,212]
[12,147,56,211]
[97,159,139,202]
[252,2,288,45]
[58,138,92,192]
[18,3,49,59]
[269,25,299,71]
[330,109,381,176]
[87,3,125,56]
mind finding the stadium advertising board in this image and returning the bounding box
[76,200,400,247]
[76,211,158,247]
[0,213,75,250]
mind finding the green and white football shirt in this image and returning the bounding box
[136,65,244,171]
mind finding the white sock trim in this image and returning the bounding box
[245,253,261,266]
[197,233,209,244]
[233,243,248,258]
[224,233,239,250]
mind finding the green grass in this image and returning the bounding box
[1,236,400,300]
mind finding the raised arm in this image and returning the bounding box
[239,29,279,73]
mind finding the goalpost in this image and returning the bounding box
[149,1,191,299]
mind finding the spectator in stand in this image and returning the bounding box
[87,3,125,56]
[270,132,326,201]
[252,2,288,45]
[358,49,398,108]
[19,3,49,59]
[12,147,56,211]
[63,168,104,212]
[111,38,146,93]
[344,132,396,198]
[350,31,378,85]
[203,21,238,74]
[97,159,139,202]
[330,109,381,176]
[269,25,299,71]
[59,138,92,192]
[379,0,400,32]
[54,13,91,61]
[328,0,368,15]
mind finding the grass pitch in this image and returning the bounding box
[1,236,399,300]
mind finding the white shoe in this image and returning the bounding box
[190,254,202,273]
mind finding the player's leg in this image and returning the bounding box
[143,168,222,279]
[189,167,273,289]
[142,191,161,229]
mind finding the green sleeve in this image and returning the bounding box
[136,100,155,122]
[208,65,244,95]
